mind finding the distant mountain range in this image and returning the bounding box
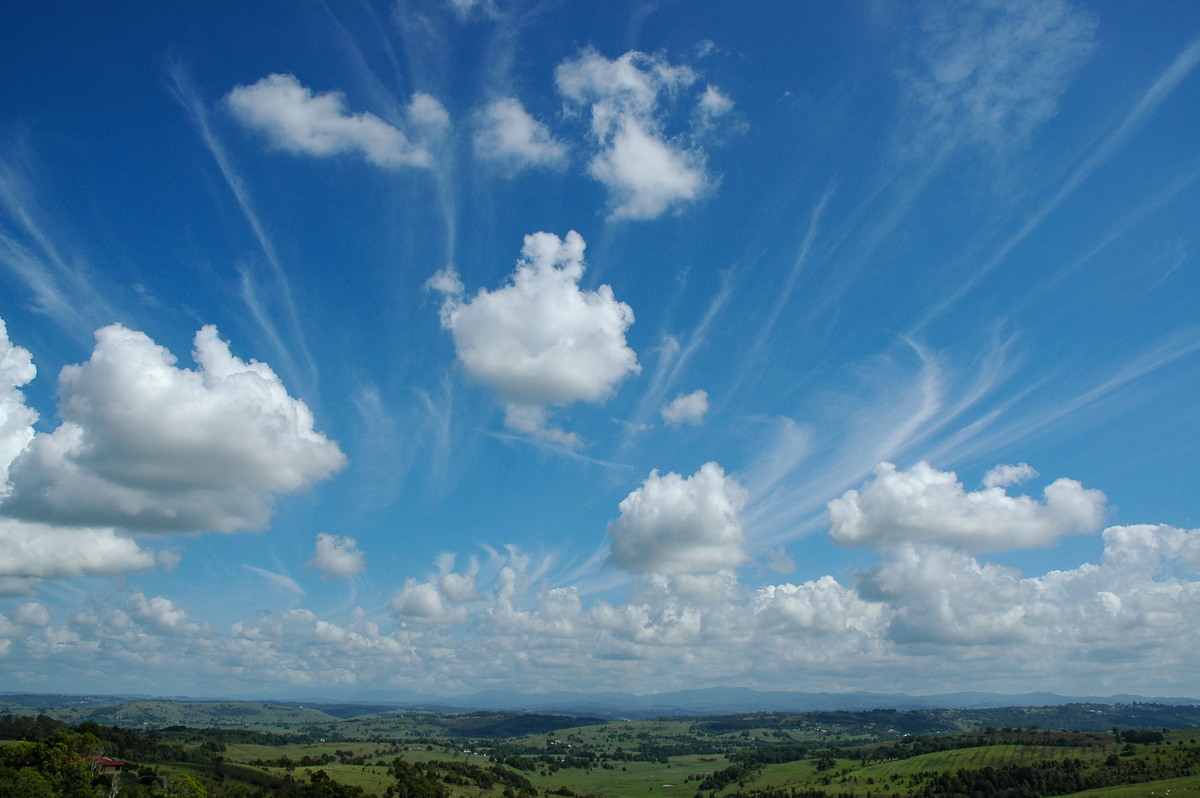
[5,687,1197,720]
[333,687,1200,719]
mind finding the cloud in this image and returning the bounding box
[856,524,1200,652]
[858,543,1037,645]
[243,564,304,595]
[0,317,37,493]
[905,0,1097,153]
[430,231,639,445]
[607,462,748,575]
[310,533,366,580]
[0,520,156,592]
[555,49,716,219]
[983,462,1037,488]
[661,389,709,427]
[474,98,568,174]
[390,578,469,624]
[2,324,345,532]
[755,576,885,636]
[226,73,447,169]
[827,461,1105,552]
[6,520,1196,696]
[13,601,49,626]
[447,0,498,21]
[697,85,734,122]
[127,593,203,637]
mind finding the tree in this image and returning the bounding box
[163,772,208,798]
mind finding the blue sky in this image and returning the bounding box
[1,0,1198,700]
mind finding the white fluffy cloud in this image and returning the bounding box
[555,49,715,219]
[390,578,469,624]
[856,524,1200,654]
[983,462,1038,488]
[0,318,37,493]
[128,592,203,636]
[474,98,568,173]
[607,462,748,575]
[0,520,156,593]
[4,522,1196,696]
[431,231,639,444]
[858,543,1038,645]
[827,461,1105,551]
[226,73,448,169]
[310,533,365,580]
[2,324,345,532]
[754,576,885,636]
[661,389,709,427]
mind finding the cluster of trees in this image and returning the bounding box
[913,759,1101,797]
[1113,727,1165,744]
[0,729,108,798]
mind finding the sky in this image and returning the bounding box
[0,0,1198,701]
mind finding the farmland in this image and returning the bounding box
[1,695,1198,797]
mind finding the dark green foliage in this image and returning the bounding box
[1117,728,1165,744]
[0,730,108,798]
[913,759,1101,797]
[430,713,607,739]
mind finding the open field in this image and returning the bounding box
[1,696,1198,797]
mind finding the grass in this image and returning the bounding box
[1060,774,1200,796]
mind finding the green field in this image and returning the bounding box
[2,696,1199,797]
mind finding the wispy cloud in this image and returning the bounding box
[167,61,319,395]
[0,150,116,337]
[243,565,305,596]
[914,30,1200,331]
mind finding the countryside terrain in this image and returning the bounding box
[1,693,1198,797]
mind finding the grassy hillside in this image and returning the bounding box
[1,696,1198,797]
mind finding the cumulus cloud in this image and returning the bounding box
[755,576,886,636]
[827,461,1105,551]
[858,543,1037,645]
[661,389,709,427]
[226,73,448,169]
[0,520,156,592]
[906,0,1097,152]
[983,462,1038,488]
[2,324,346,532]
[390,578,469,624]
[128,593,203,636]
[555,49,715,219]
[856,524,1200,653]
[0,317,37,492]
[430,231,639,445]
[608,462,747,575]
[310,533,365,579]
[13,601,49,626]
[474,98,568,173]
[3,521,1196,696]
